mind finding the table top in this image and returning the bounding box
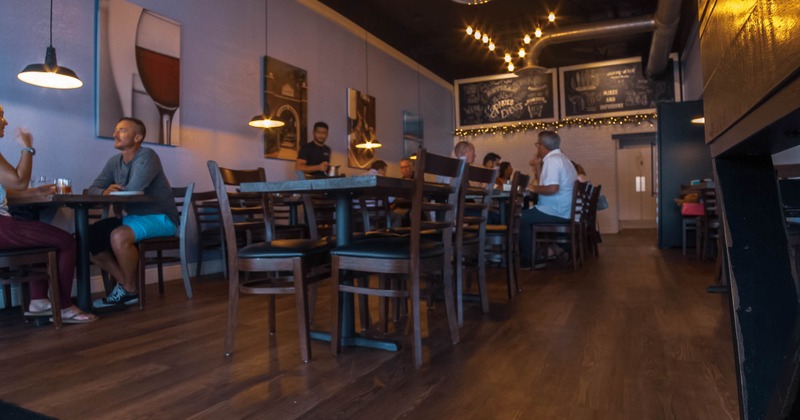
[240,175,450,197]
[8,193,153,207]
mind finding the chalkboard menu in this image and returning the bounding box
[559,57,678,118]
[455,70,557,128]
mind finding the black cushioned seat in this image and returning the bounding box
[330,237,443,260]
[238,239,332,258]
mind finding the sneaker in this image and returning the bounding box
[93,284,138,308]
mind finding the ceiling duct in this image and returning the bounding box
[515,0,682,79]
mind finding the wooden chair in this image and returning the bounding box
[531,180,589,271]
[135,184,195,308]
[0,248,62,328]
[584,184,603,258]
[480,171,530,299]
[329,149,466,368]
[209,161,332,363]
[190,190,224,279]
[696,187,720,260]
[454,165,498,326]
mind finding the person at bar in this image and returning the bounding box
[483,152,501,170]
[87,117,178,307]
[295,121,331,178]
[519,131,578,269]
[495,161,513,189]
[365,160,387,176]
[0,104,97,323]
[399,158,414,180]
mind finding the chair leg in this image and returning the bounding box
[330,257,343,355]
[477,242,489,315]
[268,294,277,335]
[455,253,464,328]
[358,277,370,332]
[409,270,423,369]
[48,251,62,329]
[292,258,312,363]
[307,282,317,323]
[157,251,165,294]
[101,271,115,296]
[441,252,460,345]
[223,269,240,357]
[138,247,146,309]
[378,274,389,334]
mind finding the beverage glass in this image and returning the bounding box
[56,178,73,195]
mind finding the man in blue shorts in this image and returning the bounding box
[87,117,178,307]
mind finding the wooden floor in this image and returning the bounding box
[0,229,739,419]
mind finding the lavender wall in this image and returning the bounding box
[0,0,454,192]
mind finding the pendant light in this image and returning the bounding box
[355,13,381,150]
[17,0,83,89]
[248,0,284,129]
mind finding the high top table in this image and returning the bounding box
[241,175,440,351]
[9,194,152,311]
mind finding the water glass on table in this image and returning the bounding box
[56,178,73,194]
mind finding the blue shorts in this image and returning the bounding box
[123,214,177,242]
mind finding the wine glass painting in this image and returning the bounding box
[347,88,378,169]
[96,0,181,146]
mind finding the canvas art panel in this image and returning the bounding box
[263,57,308,160]
[347,88,378,169]
[97,0,181,146]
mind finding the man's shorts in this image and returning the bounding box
[88,214,177,255]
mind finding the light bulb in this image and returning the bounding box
[488,42,495,51]
[523,34,531,44]
[482,34,488,43]
[466,26,473,35]
[548,12,556,22]
[504,53,511,63]
[474,30,481,40]
[534,27,543,38]
[518,48,526,58]
[508,63,515,72]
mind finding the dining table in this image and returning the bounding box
[9,193,152,312]
[240,175,422,351]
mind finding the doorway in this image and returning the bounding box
[615,133,657,229]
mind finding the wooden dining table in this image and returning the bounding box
[9,193,152,311]
[240,175,424,351]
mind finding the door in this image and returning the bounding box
[617,144,657,229]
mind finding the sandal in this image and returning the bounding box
[50,306,99,324]
[25,299,52,317]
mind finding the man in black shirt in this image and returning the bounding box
[295,121,331,178]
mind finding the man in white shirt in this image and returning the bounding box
[519,131,578,268]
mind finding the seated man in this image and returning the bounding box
[519,131,578,268]
[88,117,179,306]
[483,152,501,170]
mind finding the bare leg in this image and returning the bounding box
[110,226,139,293]
[90,251,125,286]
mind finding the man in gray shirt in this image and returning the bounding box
[88,117,178,307]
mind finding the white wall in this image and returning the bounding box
[0,0,454,193]
[467,122,657,234]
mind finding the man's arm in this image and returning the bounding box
[87,158,118,195]
[125,149,162,192]
[531,184,559,195]
[295,158,329,174]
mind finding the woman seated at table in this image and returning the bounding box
[495,161,513,189]
[0,105,96,323]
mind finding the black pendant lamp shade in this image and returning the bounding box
[18,0,83,89]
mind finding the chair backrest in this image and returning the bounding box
[569,180,590,224]
[302,194,336,240]
[356,196,391,232]
[208,161,273,275]
[508,171,531,234]
[701,187,718,218]
[410,149,467,256]
[457,165,498,237]
[216,166,270,241]
[585,184,602,231]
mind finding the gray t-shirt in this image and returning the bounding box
[88,147,178,225]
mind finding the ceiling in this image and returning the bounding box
[318,0,698,82]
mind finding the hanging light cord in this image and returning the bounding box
[48,0,53,47]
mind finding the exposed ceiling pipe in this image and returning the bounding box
[514,0,683,79]
[515,15,656,78]
[645,0,682,79]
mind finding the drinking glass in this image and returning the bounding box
[56,178,73,195]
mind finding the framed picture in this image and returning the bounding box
[347,88,378,169]
[558,55,681,119]
[403,111,423,159]
[96,0,181,146]
[455,69,558,129]
[263,56,308,160]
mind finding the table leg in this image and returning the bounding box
[73,206,92,311]
[289,202,299,226]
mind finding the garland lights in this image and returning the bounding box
[454,113,657,137]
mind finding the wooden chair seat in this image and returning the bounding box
[331,237,443,260]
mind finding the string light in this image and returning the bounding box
[482,34,489,43]
[518,48,526,58]
[535,27,543,38]
[488,42,495,51]
[454,113,658,137]
[466,26,474,35]
[548,12,556,22]
[523,34,531,44]
[507,63,514,72]
[474,30,481,40]
[504,53,512,63]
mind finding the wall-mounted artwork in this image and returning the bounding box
[96,0,181,146]
[263,57,308,160]
[403,111,423,159]
[454,69,558,129]
[347,88,378,169]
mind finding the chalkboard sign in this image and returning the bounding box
[455,70,558,129]
[559,57,679,119]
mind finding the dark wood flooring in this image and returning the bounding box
[0,229,739,419]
